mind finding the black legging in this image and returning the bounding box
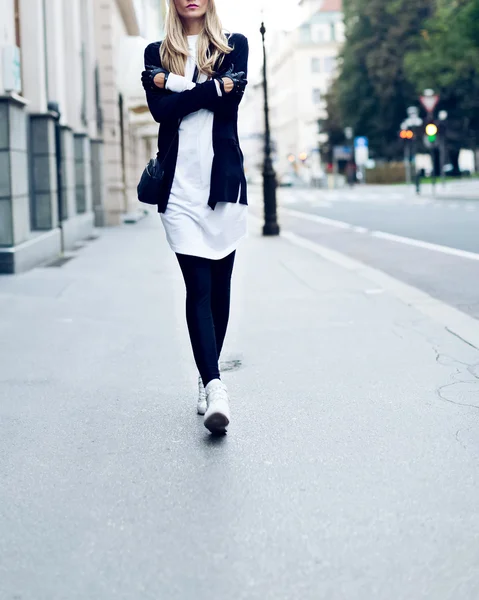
[176,251,236,387]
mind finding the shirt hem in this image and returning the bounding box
[168,233,247,260]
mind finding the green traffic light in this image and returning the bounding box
[425,123,438,144]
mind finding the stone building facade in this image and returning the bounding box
[0,0,164,273]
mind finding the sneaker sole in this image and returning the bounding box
[197,404,207,416]
[204,412,229,434]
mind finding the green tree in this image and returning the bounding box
[405,0,479,172]
[325,0,434,159]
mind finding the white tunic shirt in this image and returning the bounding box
[161,35,248,260]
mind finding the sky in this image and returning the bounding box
[215,0,302,75]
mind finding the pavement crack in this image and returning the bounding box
[435,351,466,371]
[445,327,479,351]
[435,349,479,409]
[455,429,470,451]
[436,381,479,410]
[391,329,405,340]
[468,363,479,380]
[278,260,317,292]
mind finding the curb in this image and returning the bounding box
[249,214,479,350]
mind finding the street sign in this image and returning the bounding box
[354,137,369,166]
[354,136,368,148]
[420,94,439,113]
[333,146,353,160]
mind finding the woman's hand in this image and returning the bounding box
[153,72,166,89]
[222,77,234,94]
[217,65,248,96]
[141,67,170,92]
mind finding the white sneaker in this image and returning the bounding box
[197,376,207,416]
[204,379,230,434]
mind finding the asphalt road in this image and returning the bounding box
[250,185,479,320]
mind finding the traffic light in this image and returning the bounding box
[400,129,414,140]
[425,123,438,143]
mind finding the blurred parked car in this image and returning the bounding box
[278,173,294,187]
[443,164,471,177]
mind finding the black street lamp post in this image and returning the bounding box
[260,21,280,236]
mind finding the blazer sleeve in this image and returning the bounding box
[207,34,249,117]
[143,42,219,123]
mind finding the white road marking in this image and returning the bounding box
[282,208,352,230]
[371,231,479,261]
[281,207,479,262]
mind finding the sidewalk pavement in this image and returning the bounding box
[371,180,479,200]
[1,209,479,599]
[416,180,479,201]
[330,181,479,200]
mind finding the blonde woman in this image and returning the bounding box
[141,0,248,434]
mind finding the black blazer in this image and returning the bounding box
[144,33,249,212]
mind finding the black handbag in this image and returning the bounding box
[137,139,178,206]
[138,67,199,206]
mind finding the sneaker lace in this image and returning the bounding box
[198,377,206,401]
[209,385,228,404]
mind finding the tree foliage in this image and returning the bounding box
[326,0,479,158]
[324,0,439,159]
[404,0,479,161]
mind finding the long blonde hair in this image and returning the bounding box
[160,0,232,77]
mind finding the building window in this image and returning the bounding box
[312,24,329,43]
[324,56,337,73]
[300,25,311,43]
[312,89,321,105]
[311,57,321,73]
